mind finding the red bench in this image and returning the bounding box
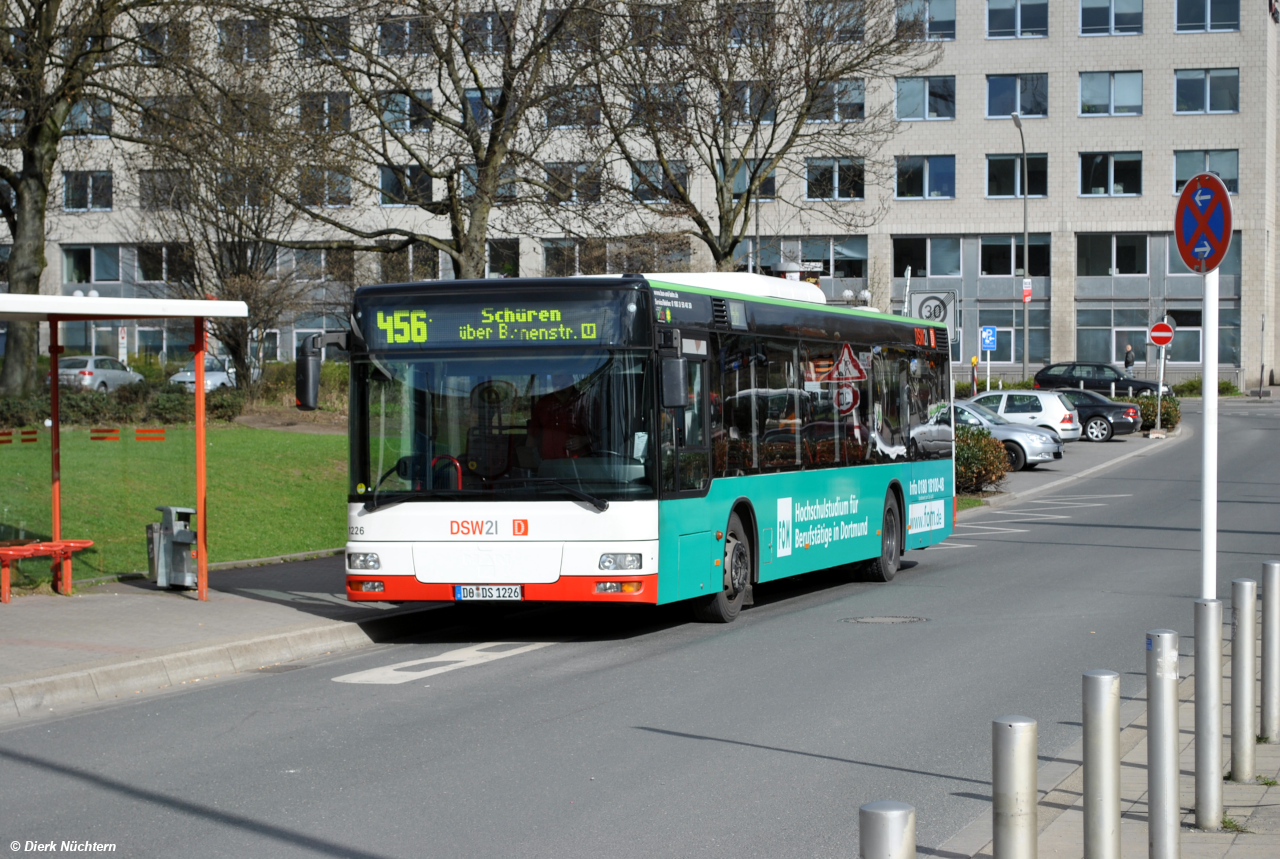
[0,540,94,603]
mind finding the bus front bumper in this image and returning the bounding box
[344,574,659,603]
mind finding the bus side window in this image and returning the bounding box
[678,360,708,491]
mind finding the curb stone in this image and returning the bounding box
[0,604,448,723]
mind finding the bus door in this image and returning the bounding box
[660,335,713,600]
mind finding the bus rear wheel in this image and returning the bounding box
[694,512,751,623]
[861,494,901,583]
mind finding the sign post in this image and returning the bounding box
[1147,321,1175,435]
[1176,172,1234,833]
[980,326,998,392]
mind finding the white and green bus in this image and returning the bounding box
[297,272,954,622]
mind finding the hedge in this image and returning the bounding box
[1114,395,1180,431]
[955,425,1008,493]
[0,381,246,428]
[1171,376,1241,397]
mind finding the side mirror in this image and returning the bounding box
[661,357,687,409]
[295,334,322,411]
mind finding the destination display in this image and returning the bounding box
[358,291,648,350]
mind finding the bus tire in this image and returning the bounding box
[861,494,901,583]
[693,512,751,623]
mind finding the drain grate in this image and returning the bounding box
[840,616,928,624]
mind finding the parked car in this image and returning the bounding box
[170,355,237,393]
[47,356,144,393]
[1034,362,1172,397]
[1053,388,1142,442]
[955,401,1063,471]
[968,390,1083,442]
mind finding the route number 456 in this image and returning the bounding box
[377,310,428,344]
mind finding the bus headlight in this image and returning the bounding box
[348,552,381,570]
[596,581,643,594]
[598,553,642,571]
[351,580,385,593]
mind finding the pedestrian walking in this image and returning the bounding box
[1123,344,1135,370]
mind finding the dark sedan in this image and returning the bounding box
[1034,362,1172,397]
[1053,388,1142,442]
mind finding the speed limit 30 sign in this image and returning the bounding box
[908,292,958,341]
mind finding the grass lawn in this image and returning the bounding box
[2,424,347,585]
[956,495,985,512]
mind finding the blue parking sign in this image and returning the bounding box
[980,326,998,352]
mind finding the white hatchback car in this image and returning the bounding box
[969,390,1082,442]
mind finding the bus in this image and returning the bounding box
[296,272,954,622]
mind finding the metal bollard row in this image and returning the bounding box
[1082,671,1120,859]
[1264,562,1280,743]
[859,801,916,859]
[1194,599,1222,830]
[1147,630,1180,859]
[1231,579,1257,781]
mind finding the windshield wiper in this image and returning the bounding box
[498,478,609,512]
[362,488,485,513]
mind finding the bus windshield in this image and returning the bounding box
[352,350,655,504]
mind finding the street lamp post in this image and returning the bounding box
[1012,112,1029,382]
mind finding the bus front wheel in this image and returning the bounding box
[861,494,901,583]
[694,512,751,623]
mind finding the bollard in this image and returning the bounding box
[1194,600,1222,830]
[1263,562,1280,743]
[1082,671,1120,859]
[1110,381,1116,398]
[1231,579,1257,781]
[993,715,1038,859]
[859,801,916,859]
[1147,630,1180,859]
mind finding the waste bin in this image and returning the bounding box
[147,506,197,589]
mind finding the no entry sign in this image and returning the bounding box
[1175,173,1233,273]
[1148,321,1174,347]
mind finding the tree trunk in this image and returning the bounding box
[0,148,56,397]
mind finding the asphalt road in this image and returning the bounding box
[3,403,1278,859]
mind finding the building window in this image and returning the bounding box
[898,0,956,40]
[1075,307,1150,364]
[1076,234,1147,276]
[377,16,429,56]
[977,308,1050,363]
[139,170,186,210]
[545,162,602,204]
[63,247,119,283]
[730,81,777,124]
[1174,150,1238,194]
[633,160,688,203]
[1080,152,1142,196]
[986,154,1048,198]
[138,96,185,137]
[300,92,350,133]
[987,74,1048,118]
[896,76,955,120]
[544,238,606,277]
[462,12,512,53]
[896,155,955,199]
[217,19,269,62]
[0,245,10,285]
[139,21,190,64]
[727,2,774,47]
[630,85,687,126]
[461,164,517,202]
[299,167,351,208]
[137,244,194,284]
[809,80,864,122]
[1176,0,1238,32]
[464,88,501,129]
[988,0,1048,38]
[297,16,350,59]
[63,171,113,211]
[295,248,354,282]
[1,106,24,137]
[379,241,438,282]
[799,236,867,278]
[893,236,960,277]
[380,165,431,206]
[806,1,866,43]
[1080,0,1143,35]
[1169,231,1240,275]
[216,170,268,210]
[727,160,776,201]
[546,86,600,128]
[381,91,432,132]
[1174,69,1238,114]
[1080,72,1142,115]
[64,98,112,135]
[545,7,603,51]
[979,234,1051,276]
[806,159,864,200]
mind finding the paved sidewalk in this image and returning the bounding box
[0,555,451,721]
[938,609,1279,859]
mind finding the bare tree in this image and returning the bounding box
[586,0,937,272]
[0,0,181,395]
[256,0,620,280]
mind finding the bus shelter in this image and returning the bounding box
[0,294,249,601]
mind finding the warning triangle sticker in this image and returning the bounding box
[823,343,866,382]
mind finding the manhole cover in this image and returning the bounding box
[840,616,928,624]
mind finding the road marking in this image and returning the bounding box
[331,641,556,685]
[953,495,1130,541]
[238,589,399,610]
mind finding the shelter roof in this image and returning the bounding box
[0,294,249,322]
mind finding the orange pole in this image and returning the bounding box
[49,317,69,593]
[193,317,208,601]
